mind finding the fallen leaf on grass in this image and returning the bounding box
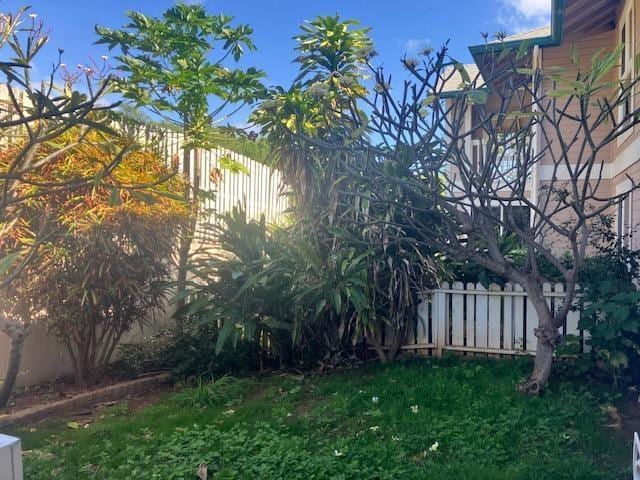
[197,463,208,480]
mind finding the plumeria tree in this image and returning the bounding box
[252,15,372,216]
[346,42,640,393]
[249,16,440,364]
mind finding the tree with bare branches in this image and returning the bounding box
[341,41,640,393]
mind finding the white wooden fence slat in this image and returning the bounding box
[513,284,525,350]
[465,282,476,347]
[475,283,488,349]
[435,282,449,355]
[0,434,23,480]
[503,283,514,350]
[633,432,640,480]
[417,300,429,345]
[451,282,465,346]
[525,293,538,352]
[488,283,502,350]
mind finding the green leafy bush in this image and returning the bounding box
[116,319,262,379]
[180,203,438,369]
[181,206,377,369]
[575,244,640,385]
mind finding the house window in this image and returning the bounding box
[617,193,633,248]
[472,139,483,171]
[478,204,531,237]
[495,134,519,182]
[618,2,635,142]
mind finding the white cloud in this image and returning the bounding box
[497,0,551,33]
[403,38,431,56]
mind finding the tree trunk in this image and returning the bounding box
[517,290,561,395]
[518,334,555,395]
[175,221,194,312]
[0,319,29,408]
[387,325,406,362]
[176,146,200,314]
[367,327,388,363]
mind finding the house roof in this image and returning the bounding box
[469,0,620,62]
[443,0,620,97]
[468,0,566,62]
[563,0,620,35]
[487,27,551,44]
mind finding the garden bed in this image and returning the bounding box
[10,358,634,480]
[1,374,132,415]
[0,373,173,428]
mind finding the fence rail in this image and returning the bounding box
[377,281,590,357]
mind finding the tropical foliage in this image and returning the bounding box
[180,17,441,369]
[0,6,119,406]
[96,3,266,315]
[96,4,264,148]
[2,130,189,385]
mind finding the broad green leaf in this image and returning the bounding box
[0,252,20,276]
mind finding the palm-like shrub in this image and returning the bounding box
[182,206,379,368]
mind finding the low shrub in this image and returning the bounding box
[115,319,262,380]
[173,375,241,409]
[574,243,640,386]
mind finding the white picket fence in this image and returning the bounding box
[379,281,591,356]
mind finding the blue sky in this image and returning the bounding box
[2,0,551,124]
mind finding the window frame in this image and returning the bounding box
[617,0,635,145]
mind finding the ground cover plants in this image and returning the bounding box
[14,358,630,480]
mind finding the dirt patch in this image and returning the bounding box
[0,374,173,428]
[0,373,155,415]
[54,382,176,427]
[618,392,640,437]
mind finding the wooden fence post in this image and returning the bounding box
[416,298,429,354]
[634,432,640,480]
[0,434,22,480]
[433,282,448,356]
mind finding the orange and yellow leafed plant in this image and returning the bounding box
[0,129,191,243]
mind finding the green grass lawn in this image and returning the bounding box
[12,357,631,479]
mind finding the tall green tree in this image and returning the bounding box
[252,15,371,215]
[249,17,439,364]
[96,4,265,309]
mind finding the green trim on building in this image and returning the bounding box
[467,0,565,61]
